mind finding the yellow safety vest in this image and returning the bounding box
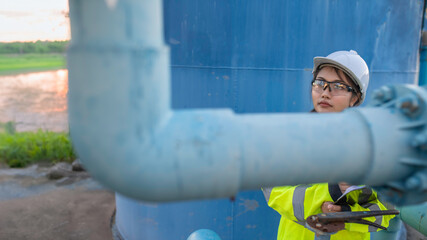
[267,183,394,240]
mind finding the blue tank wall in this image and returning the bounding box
[116,191,275,240]
[167,0,423,112]
[115,1,424,239]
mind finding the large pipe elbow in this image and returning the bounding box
[70,109,243,201]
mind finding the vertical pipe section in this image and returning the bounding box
[68,0,170,132]
[67,0,172,194]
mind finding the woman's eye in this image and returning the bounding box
[334,84,346,90]
[315,80,324,86]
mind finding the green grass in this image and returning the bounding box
[0,123,76,168]
[0,53,66,76]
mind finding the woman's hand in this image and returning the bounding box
[321,201,342,213]
[338,182,351,194]
[320,202,345,232]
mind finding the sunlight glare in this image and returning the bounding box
[0,0,70,42]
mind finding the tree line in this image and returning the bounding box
[0,40,69,54]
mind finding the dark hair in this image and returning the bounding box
[312,65,361,106]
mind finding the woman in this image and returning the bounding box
[265,50,394,240]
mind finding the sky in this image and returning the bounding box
[0,0,70,42]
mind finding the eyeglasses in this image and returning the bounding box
[311,79,355,96]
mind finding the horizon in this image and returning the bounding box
[0,40,69,43]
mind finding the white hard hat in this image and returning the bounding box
[313,50,369,105]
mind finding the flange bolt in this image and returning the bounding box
[411,133,427,148]
[373,86,394,103]
[405,176,421,190]
[396,95,420,116]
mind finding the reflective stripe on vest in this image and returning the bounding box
[292,185,310,221]
[368,204,382,232]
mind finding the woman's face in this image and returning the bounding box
[312,66,358,113]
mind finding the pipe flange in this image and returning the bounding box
[369,85,427,205]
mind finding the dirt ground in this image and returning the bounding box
[0,188,115,240]
[0,164,116,240]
